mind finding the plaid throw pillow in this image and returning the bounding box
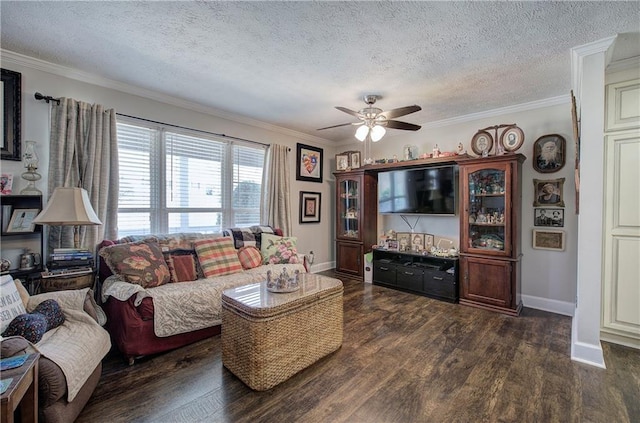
[195,237,243,277]
[237,246,263,270]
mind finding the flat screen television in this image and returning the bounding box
[378,165,458,215]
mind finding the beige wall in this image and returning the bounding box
[0,53,338,269]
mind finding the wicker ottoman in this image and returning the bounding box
[221,273,343,391]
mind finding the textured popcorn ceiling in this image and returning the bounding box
[1,1,639,142]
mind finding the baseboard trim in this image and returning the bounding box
[571,318,606,368]
[521,294,575,316]
[600,331,640,350]
[309,261,335,274]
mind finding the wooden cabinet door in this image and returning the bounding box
[336,241,363,277]
[461,256,512,309]
[336,173,363,242]
[460,161,513,258]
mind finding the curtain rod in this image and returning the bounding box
[116,113,271,148]
[34,92,272,149]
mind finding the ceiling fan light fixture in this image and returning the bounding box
[355,125,369,141]
[371,125,386,142]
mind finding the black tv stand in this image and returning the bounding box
[372,249,459,303]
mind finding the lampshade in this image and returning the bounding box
[370,125,386,142]
[355,125,369,142]
[33,187,102,226]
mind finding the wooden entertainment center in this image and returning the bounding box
[334,153,525,315]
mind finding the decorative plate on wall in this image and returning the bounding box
[470,130,493,156]
[500,125,525,152]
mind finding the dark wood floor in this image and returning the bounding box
[78,271,640,423]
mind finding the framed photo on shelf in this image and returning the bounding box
[296,143,323,183]
[470,130,493,156]
[532,229,565,251]
[396,232,412,252]
[533,134,566,173]
[424,234,435,251]
[6,208,39,233]
[335,153,349,171]
[500,125,524,152]
[411,233,424,251]
[533,178,565,207]
[299,191,321,224]
[534,208,564,227]
[1,173,13,194]
[385,239,399,251]
[349,151,361,169]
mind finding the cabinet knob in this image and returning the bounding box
[433,276,444,281]
[404,271,414,276]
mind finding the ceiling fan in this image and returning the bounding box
[318,95,422,142]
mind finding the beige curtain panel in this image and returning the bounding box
[261,144,291,235]
[47,98,119,252]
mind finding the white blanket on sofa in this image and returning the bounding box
[102,263,306,337]
[27,288,111,402]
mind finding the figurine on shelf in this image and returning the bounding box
[432,144,441,158]
[457,142,467,155]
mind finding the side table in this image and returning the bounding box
[1,353,40,423]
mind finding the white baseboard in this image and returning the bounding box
[600,331,640,350]
[521,294,575,316]
[571,318,606,368]
[309,261,335,274]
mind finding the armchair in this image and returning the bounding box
[1,279,110,423]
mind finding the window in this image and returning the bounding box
[116,119,266,237]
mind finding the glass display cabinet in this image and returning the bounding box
[334,170,377,279]
[459,154,525,315]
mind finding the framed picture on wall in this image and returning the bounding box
[299,191,321,224]
[534,208,564,227]
[532,229,565,251]
[533,134,566,173]
[533,178,565,207]
[1,69,22,161]
[296,143,323,183]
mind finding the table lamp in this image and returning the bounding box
[32,187,102,249]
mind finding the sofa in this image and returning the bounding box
[0,276,111,423]
[98,227,306,364]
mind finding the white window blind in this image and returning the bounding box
[116,120,266,237]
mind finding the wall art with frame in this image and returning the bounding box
[534,208,564,227]
[296,143,323,183]
[1,69,21,161]
[533,177,565,207]
[533,134,566,173]
[299,191,321,224]
[532,229,565,251]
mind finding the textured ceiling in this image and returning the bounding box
[1,1,639,143]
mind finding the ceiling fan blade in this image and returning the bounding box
[385,120,422,131]
[317,122,359,130]
[335,106,364,118]
[379,105,422,119]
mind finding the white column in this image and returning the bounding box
[570,36,616,368]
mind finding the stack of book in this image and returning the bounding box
[43,248,95,278]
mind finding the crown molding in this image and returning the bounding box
[606,56,640,74]
[420,95,569,130]
[571,35,617,100]
[1,49,332,146]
